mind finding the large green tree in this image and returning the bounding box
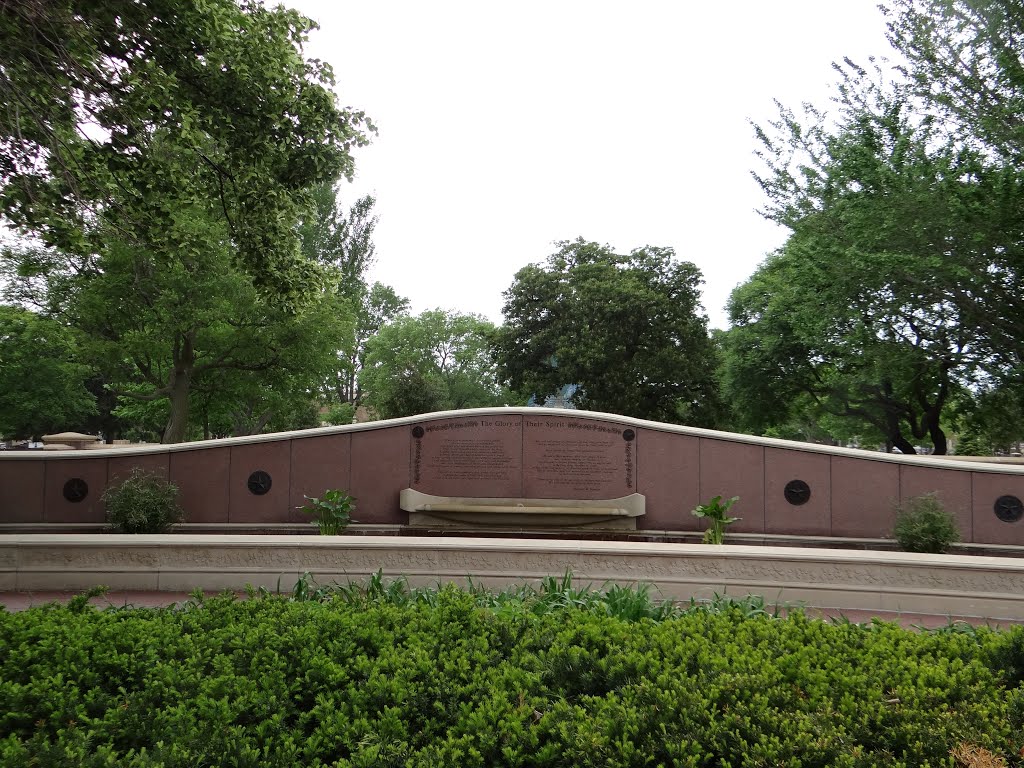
[298,186,379,300]
[0,305,95,439]
[883,0,1024,362]
[3,214,351,443]
[326,282,410,412]
[734,3,1024,453]
[0,0,372,302]
[492,239,720,425]
[294,188,411,413]
[360,310,513,420]
[721,238,981,454]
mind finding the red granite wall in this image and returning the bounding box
[3,410,1024,544]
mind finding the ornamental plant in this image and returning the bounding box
[692,495,740,544]
[299,488,355,535]
[102,467,183,533]
[892,492,960,553]
[2,580,1023,766]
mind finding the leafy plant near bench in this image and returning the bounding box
[1,576,1023,766]
[102,467,182,533]
[298,488,355,534]
[692,494,740,543]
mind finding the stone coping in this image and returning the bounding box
[2,407,1021,475]
[3,535,1024,620]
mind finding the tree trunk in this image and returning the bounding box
[162,368,191,443]
[927,416,948,455]
[891,434,918,455]
[162,333,195,443]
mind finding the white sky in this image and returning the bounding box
[284,1,895,329]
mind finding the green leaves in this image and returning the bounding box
[0,582,1021,766]
[739,2,1024,452]
[0,305,96,439]
[0,0,373,299]
[102,468,183,534]
[691,495,741,545]
[299,489,355,535]
[494,239,721,426]
[361,310,513,419]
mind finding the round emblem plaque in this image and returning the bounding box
[784,479,811,506]
[994,495,1024,523]
[411,426,425,439]
[622,429,636,441]
[247,470,272,496]
[63,478,89,503]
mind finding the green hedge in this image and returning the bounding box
[1,581,1023,767]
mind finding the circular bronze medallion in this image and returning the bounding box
[622,429,636,441]
[63,478,89,503]
[411,426,425,439]
[247,470,272,496]
[994,495,1024,523]
[784,479,811,506]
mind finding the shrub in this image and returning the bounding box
[299,488,355,534]
[893,493,960,553]
[955,431,992,456]
[1,579,1022,766]
[692,495,740,544]
[102,468,183,533]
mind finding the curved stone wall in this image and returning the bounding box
[2,408,1024,544]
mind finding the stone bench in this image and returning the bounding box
[399,489,645,529]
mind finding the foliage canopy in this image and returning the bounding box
[494,239,720,425]
[0,305,95,439]
[726,0,1024,452]
[361,309,513,420]
[0,0,373,301]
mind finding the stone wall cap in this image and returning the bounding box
[6,408,1024,477]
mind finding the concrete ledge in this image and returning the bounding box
[3,535,1024,620]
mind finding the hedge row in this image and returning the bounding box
[1,580,1023,767]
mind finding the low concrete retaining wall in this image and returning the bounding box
[3,535,1024,620]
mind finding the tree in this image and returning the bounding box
[360,310,513,420]
[887,0,1024,165]
[742,35,1024,454]
[0,0,373,302]
[0,305,95,439]
[3,222,352,443]
[721,238,980,454]
[326,282,410,409]
[492,239,720,425]
[950,379,1024,455]
[298,186,379,299]
[293,187,410,411]
[881,0,1024,364]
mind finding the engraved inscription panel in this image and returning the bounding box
[523,417,636,499]
[412,416,522,497]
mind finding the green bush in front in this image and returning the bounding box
[892,492,961,553]
[1,577,1022,767]
[102,467,183,533]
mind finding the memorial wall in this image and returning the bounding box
[2,407,1024,545]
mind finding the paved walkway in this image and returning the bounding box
[1,590,1021,630]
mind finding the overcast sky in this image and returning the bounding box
[284,1,895,329]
